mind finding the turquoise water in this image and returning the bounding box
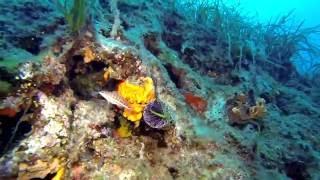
[238,0,319,26]
[235,0,320,75]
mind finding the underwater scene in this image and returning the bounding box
[0,0,320,179]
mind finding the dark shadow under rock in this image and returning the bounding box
[0,112,32,156]
[135,121,167,148]
[284,161,310,180]
[162,32,184,52]
[13,36,43,55]
[164,64,185,89]
[144,32,161,56]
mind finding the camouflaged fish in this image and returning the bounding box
[99,91,130,109]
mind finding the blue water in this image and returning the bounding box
[235,0,320,75]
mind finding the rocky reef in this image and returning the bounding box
[0,0,319,179]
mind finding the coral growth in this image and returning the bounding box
[116,117,132,138]
[249,98,267,119]
[103,66,116,81]
[99,47,143,80]
[83,47,95,63]
[18,158,63,180]
[73,100,115,139]
[226,92,267,124]
[44,58,66,84]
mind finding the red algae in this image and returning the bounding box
[183,92,207,113]
[0,107,17,118]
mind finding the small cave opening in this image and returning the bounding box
[0,67,16,84]
[42,172,57,180]
[143,32,161,56]
[164,64,185,89]
[67,55,107,80]
[87,61,106,73]
[284,161,310,180]
[161,32,184,52]
[0,112,32,156]
[0,67,19,98]
[104,78,122,91]
[38,81,66,97]
[168,166,179,179]
[135,120,167,148]
[13,36,43,55]
[67,55,109,99]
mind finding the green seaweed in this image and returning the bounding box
[56,0,87,34]
[0,80,13,97]
[150,109,167,119]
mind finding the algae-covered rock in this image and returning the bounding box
[0,80,12,97]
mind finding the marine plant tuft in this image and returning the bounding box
[55,0,87,34]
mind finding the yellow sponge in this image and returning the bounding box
[117,77,155,125]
